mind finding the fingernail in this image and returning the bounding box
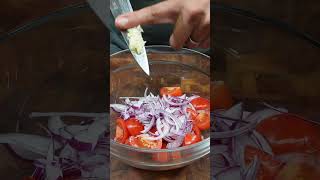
[169,36,177,49]
[116,17,128,27]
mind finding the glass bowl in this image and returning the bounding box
[0,3,108,179]
[211,4,320,179]
[110,45,210,171]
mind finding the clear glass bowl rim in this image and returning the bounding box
[110,45,210,153]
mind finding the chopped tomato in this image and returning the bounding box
[127,136,139,147]
[127,135,162,149]
[137,136,162,149]
[160,87,183,97]
[211,81,233,110]
[125,118,144,136]
[150,127,157,134]
[191,97,210,110]
[153,152,169,163]
[256,113,320,155]
[245,145,285,180]
[275,157,320,180]
[187,108,198,120]
[194,111,210,130]
[124,138,130,145]
[162,141,168,149]
[115,118,129,144]
[184,126,201,146]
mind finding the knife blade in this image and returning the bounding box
[110,0,150,76]
[88,0,150,75]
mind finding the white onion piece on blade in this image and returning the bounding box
[45,143,63,180]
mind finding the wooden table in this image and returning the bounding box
[111,156,210,180]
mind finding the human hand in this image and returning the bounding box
[115,0,210,49]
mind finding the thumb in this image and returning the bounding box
[115,1,178,30]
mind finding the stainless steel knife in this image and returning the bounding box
[88,0,150,76]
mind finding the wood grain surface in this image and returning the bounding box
[111,156,210,180]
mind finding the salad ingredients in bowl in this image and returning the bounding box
[110,46,210,170]
[111,87,210,150]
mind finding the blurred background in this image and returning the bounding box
[0,1,107,179]
[212,1,320,121]
[0,0,319,179]
[214,0,320,40]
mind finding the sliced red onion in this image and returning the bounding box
[144,87,148,97]
[163,95,190,106]
[159,110,182,128]
[48,116,66,135]
[242,155,260,180]
[245,109,282,124]
[212,154,229,168]
[73,121,106,151]
[20,112,108,180]
[233,133,263,166]
[216,166,241,180]
[145,122,170,140]
[64,124,90,136]
[131,100,144,109]
[163,136,174,143]
[242,111,251,120]
[8,144,45,161]
[45,162,63,180]
[45,143,63,180]
[59,144,77,160]
[111,92,206,147]
[141,116,155,134]
[212,119,257,139]
[261,101,288,113]
[0,133,62,159]
[156,118,164,133]
[119,97,142,99]
[166,136,184,149]
[251,130,273,155]
[187,95,200,101]
[110,104,127,112]
[62,166,82,179]
[162,116,174,126]
[218,103,243,126]
[32,166,45,180]
[212,145,229,155]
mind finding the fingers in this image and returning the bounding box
[186,6,210,48]
[190,11,210,44]
[170,4,205,49]
[115,0,179,30]
[169,13,194,49]
[199,38,210,49]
